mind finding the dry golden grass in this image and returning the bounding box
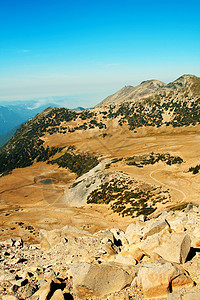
[0,124,200,243]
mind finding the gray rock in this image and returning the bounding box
[22,284,38,298]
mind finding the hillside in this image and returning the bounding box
[0,74,200,175]
[97,74,200,107]
[0,74,200,249]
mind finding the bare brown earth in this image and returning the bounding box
[0,124,200,244]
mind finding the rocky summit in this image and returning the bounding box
[0,75,200,299]
[1,204,200,299]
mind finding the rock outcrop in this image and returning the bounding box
[1,208,200,299]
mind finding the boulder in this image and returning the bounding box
[143,220,169,239]
[71,262,132,298]
[101,242,118,255]
[184,203,194,213]
[15,238,24,248]
[137,260,186,298]
[125,222,143,244]
[141,232,191,264]
[39,229,62,249]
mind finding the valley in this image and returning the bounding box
[0,124,199,245]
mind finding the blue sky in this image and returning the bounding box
[0,0,200,106]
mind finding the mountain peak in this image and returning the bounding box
[140,79,165,85]
[97,74,199,107]
[97,79,166,107]
[167,74,199,90]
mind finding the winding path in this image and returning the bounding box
[150,169,186,202]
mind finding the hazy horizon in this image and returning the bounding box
[1,0,200,105]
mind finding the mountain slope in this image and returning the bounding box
[97,74,200,107]
[0,74,200,176]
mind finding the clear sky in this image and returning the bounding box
[0,0,200,106]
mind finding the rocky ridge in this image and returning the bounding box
[97,74,200,107]
[1,204,200,299]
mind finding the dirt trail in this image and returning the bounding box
[150,169,187,202]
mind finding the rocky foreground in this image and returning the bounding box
[1,205,200,299]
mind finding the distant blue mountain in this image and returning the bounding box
[0,98,85,147]
[0,125,21,147]
[0,102,60,135]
